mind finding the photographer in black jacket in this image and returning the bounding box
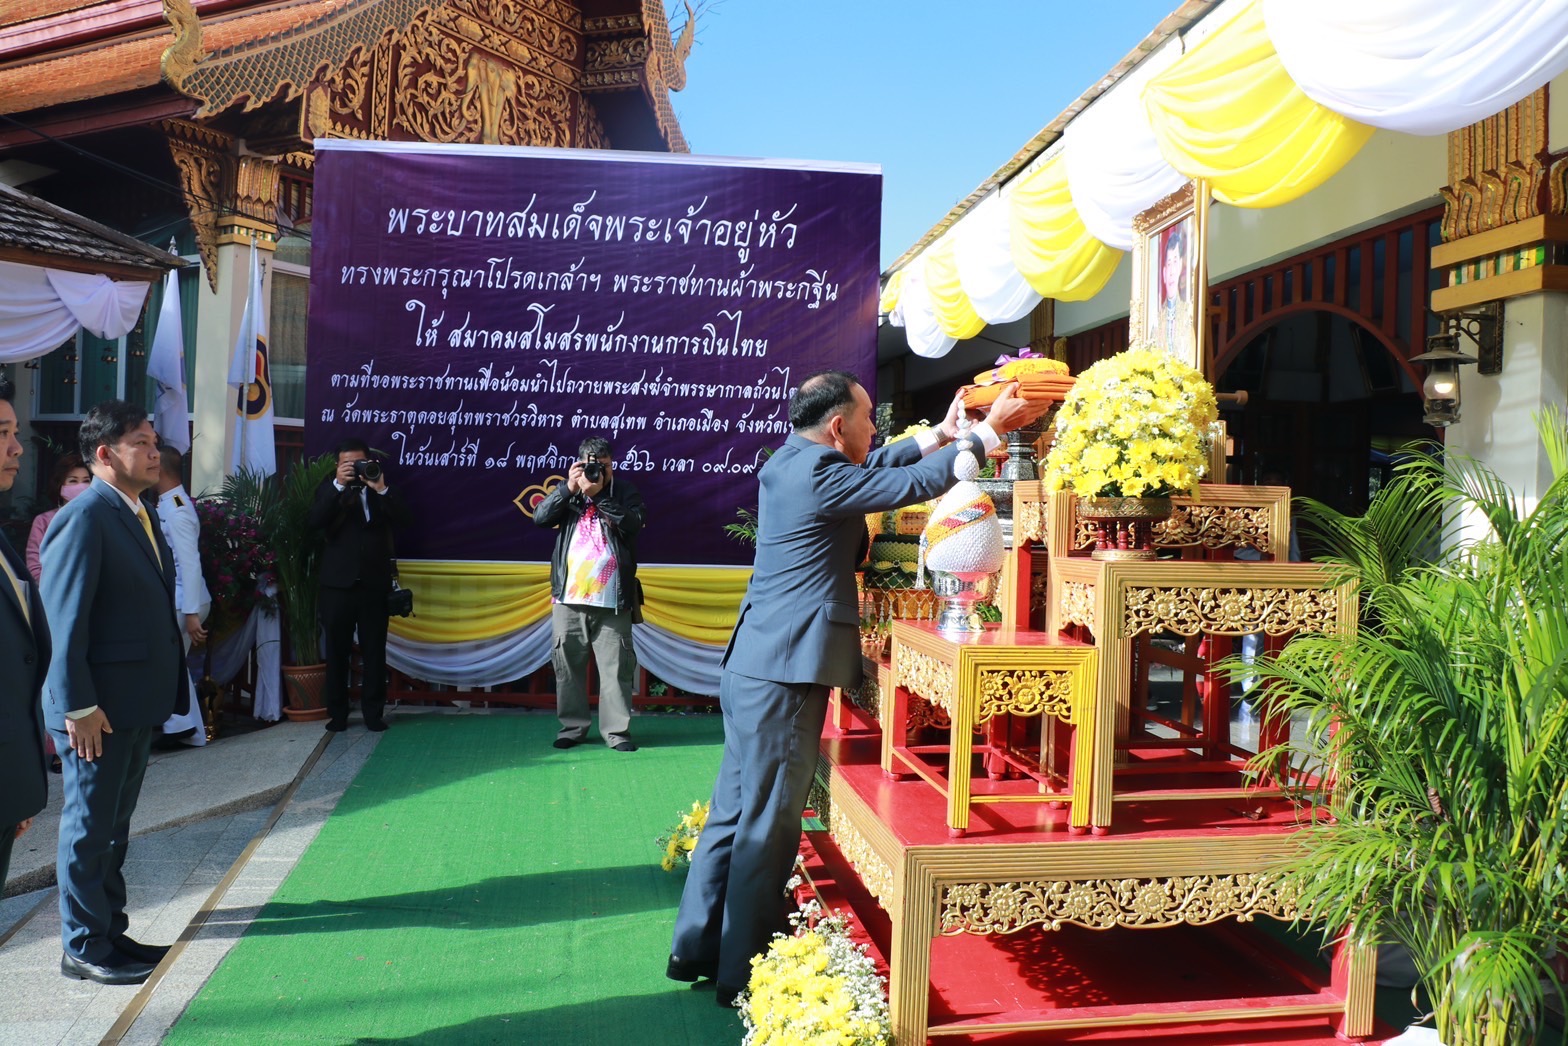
[533,436,645,752]
[309,438,411,733]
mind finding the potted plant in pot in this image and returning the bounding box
[1042,346,1217,560]
[221,453,337,718]
[1244,411,1568,1046]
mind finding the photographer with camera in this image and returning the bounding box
[533,436,645,752]
[309,438,411,733]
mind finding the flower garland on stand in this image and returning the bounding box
[740,879,893,1046]
[1043,346,1218,499]
[655,800,709,872]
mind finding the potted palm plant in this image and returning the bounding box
[220,453,337,718]
[1245,411,1568,1046]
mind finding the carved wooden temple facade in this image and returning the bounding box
[0,0,693,491]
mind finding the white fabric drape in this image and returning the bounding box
[1063,76,1187,250]
[886,262,957,359]
[0,260,150,362]
[202,584,283,722]
[1263,0,1568,136]
[386,619,725,697]
[954,192,1041,324]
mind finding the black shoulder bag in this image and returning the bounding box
[385,523,415,618]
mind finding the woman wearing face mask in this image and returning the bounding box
[26,452,90,584]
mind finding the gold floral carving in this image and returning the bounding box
[1014,500,1045,545]
[829,815,893,912]
[895,646,954,712]
[938,874,1299,935]
[1059,581,1096,633]
[1122,585,1340,638]
[976,670,1076,724]
[806,777,832,830]
[1154,504,1273,553]
[163,119,233,292]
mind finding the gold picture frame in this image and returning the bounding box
[1129,181,1209,373]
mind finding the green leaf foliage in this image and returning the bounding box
[1246,417,1568,1045]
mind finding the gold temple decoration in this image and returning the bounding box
[829,812,894,911]
[1433,88,1568,312]
[1153,503,1274,553]
[894,644,955,712]
[976,669,1077,723]
[1059,581,1097,634]
[1121,584,1341,638]
[937,874,1300,935]
[167,0,450,119]
[1442,87,1556,242]
[163,120,233,292]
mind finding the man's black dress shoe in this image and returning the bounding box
[365,718,388,733]
[112,936,170,965]
[666,954,717,982]
[613,741,638,752]
[325,718,348,733]
[715,983,743,1008]
[552,737,579,749]
[60,952,156,986]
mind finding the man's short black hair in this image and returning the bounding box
[79,400,149,463]
[790,370,861,432]
[579,436,612,460]
[159,444,185,478]
[0,375,13,403]
[334,437,371,458]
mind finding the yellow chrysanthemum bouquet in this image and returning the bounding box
[655,800,709,872]
[1043,347,1219,499]
[740,899,892,1046]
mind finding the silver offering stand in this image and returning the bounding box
[931,569,1000,635]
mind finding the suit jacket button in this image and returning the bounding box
[23,653,34,664]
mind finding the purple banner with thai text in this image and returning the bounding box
[306,140,880,565]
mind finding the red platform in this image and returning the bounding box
[803,720,1390,1044]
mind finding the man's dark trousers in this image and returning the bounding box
[48,723,155,964]
[320,581,390,725]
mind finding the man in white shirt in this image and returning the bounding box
[155,445,210,746]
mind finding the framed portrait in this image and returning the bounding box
[1129,181,1208,372]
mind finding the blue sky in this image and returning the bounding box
[672,1,1178,270]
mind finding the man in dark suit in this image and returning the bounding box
[669,372,1043,1004]
[309,438,411,733]
[0,378,49,896]
[41,399,186,985]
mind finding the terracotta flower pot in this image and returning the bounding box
[280,663,330,721]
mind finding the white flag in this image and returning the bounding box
[147,265,189,454]
[227,243,276,477]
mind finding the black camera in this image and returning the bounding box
[352,459,382,484]
[580,460,604,483]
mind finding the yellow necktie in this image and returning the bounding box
[0,555,27,625]
[137,507,163,569]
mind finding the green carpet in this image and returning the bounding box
[168,714,744,1044]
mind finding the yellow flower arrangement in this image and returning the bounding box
[740,901,891,1046]
[655,800,709,872]
[1043,346,1219,499]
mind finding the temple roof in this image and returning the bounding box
[0,179,184,277]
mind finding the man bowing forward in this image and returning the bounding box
[41,400,187,985]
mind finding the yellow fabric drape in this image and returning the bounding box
[1141,0,1374,208]
[1006,156,1122,301]
[638,567,752,646]
[388,562,750,647]
[922,235,987,339]
[390,562,551,644]
[879,268,904,316]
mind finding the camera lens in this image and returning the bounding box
[355,460,382,482]
[581,461,602,483]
